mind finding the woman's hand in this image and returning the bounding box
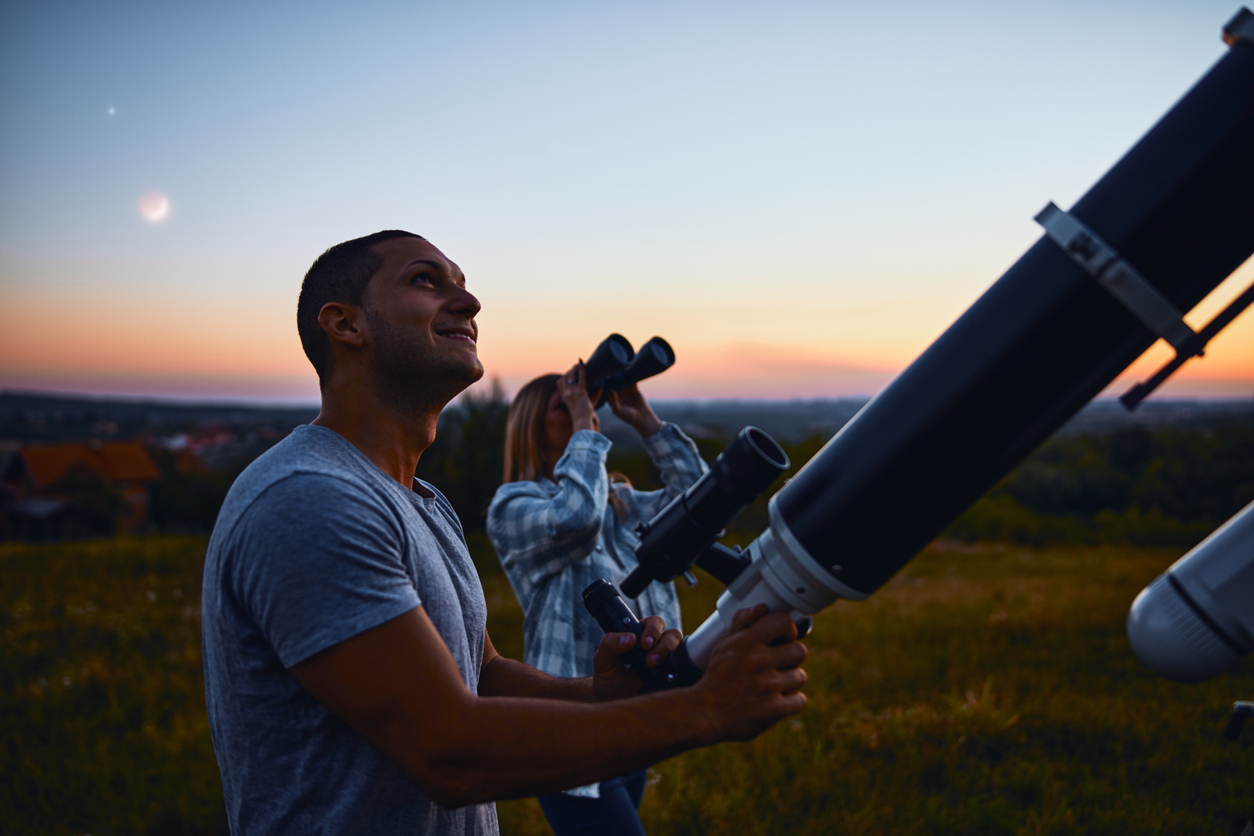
[608,384,662,438]
[557,362,600,434]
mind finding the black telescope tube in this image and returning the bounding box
[619,426,788,598]
[775,24,1254,597]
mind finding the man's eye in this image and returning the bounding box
[411,272,435,286]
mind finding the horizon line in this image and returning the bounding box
[3,386,1253,413]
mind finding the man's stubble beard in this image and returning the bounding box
[364,308,484,419]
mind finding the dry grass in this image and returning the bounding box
[492,541,1254,835]
[3,536,1252,835]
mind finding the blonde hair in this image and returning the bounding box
[503,374,560,483]
[607,472,633,520]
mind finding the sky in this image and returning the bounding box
[1,0,1251,405]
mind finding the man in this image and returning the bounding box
[202,230,808,835]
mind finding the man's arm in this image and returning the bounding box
[291,603,805,808]
[478,631,595,702]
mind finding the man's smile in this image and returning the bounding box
[435,326,477,344]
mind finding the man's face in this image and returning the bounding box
[359,237,484,405]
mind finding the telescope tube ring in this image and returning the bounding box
[1035,202,1197,352]
[1033,201,1254,410]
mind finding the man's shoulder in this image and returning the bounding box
[413,479,465,535]
[212,426,390,538]
[236,425,361,488]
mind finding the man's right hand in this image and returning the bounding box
[691,604,808,743]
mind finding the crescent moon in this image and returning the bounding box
[138,192,170,223]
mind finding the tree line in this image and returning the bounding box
[412,392,1254,551]
[40,390,1254,552]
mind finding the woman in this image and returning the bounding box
[486,361,707,836]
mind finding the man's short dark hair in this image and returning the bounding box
[297,230,423,383]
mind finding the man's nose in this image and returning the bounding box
[449,285,481,319]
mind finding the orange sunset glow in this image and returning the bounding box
[4,248,1250,403]
[1,1,1251,405]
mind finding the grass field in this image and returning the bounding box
[3,535,1252,835]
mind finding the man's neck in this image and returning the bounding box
[313,381,443,489]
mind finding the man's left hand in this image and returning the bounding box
[592,616,682,700]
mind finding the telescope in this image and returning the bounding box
[586,8,1254,683]
[584,334,677,398]
[1125,499,1254,836]
[1126,499,1254,682]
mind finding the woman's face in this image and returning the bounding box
[541,388,574,466]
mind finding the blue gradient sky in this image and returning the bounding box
[2,0,1251,403]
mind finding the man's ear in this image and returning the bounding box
[318,302,368,351]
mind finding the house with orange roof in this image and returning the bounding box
[3,441,162,537]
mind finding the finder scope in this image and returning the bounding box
[584,334,677,397]
[618,426,789,599]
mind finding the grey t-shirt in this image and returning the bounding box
[202,424,498,835]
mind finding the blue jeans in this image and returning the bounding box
[537,770,648,836]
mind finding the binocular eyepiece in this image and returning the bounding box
[584,334,676,396]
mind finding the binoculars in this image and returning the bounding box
[584,334,676,398]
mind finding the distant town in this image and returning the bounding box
[2,388,1252,544]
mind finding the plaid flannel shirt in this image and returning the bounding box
[486,422,707,680]
[486,423,706,798]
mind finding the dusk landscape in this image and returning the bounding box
[2,1,1253,834]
